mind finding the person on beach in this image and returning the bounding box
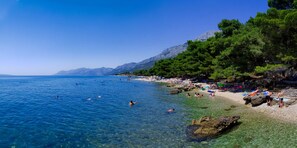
[277,91,284,98]
[263,89,273,106]
[167,108,175,113]
[129,100,136,106]
[210,92,215,97]
[279,98,284,108]
[249,89,259,97]
[208,89,215,97]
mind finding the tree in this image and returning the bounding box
[218,19,242,37]
[145,1,297,80]
[268,0,296,9]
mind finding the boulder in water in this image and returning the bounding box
[186,116,240,141]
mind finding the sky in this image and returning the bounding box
[0,0,268,75]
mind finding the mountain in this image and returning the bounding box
[110,30,218,74]
[108,62,137,75]
[109,43,188,74]
[55,31,218,76]
[55,67,113,76]
[195,30,218,41]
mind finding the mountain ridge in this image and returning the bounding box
[55,31,218,76]
[55,67,113,76]
[109,30,218,74]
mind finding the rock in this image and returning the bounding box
[243,96,252,105]
[184,86,195,91]
[170,89,181,95]
[176,87,186,91]
[281,88,297,98]
[186,116,240,142]
[243,95,267,107]
[199,107,208,109]
[250,95,267,107]
[166,83,175,87]
[286,99,297,105]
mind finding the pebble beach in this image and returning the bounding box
[135,76,297,123]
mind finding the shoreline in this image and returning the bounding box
[201,86,297,124]
[135,76,297,123]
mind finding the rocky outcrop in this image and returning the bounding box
[166,83,175,87]
[265,67,297,82]
[243,95,267,107]
[186,116,240,142]
[243,88,297,107]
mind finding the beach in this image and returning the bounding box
[135,76,297,123]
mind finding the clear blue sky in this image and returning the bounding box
[0,0,268,75]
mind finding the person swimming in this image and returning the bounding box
[129,100,136,106]
[167,108,175,113]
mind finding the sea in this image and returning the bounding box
[0,76,296,147]
[0,76,193,147]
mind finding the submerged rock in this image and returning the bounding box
[170,89,182,95]
[186,116,240,142]
[166,83,175,87]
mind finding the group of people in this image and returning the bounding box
[249,89,285,108]
[129,100,175,113]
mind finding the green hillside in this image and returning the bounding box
[135,0,297,82]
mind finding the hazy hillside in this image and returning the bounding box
[56,67,113,76]
[110,31,218,74]
[55,31,217,76]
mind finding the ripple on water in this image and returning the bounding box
[0,76,197,147]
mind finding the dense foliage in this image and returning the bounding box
[134,0,297,81]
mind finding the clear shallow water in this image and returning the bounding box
[0,76,193,147]
[183,92,297,147]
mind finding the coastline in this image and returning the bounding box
[201,86,297,124]
[135,76,297,123]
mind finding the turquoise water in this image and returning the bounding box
[1,76,296,147]
[183,91,297,147]
[0,76,195,147]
